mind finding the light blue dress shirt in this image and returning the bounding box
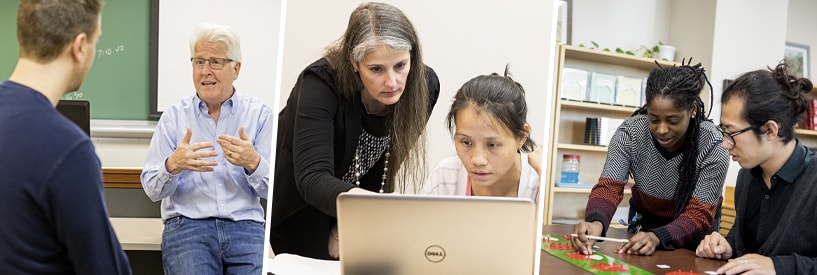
[141,92,272,223]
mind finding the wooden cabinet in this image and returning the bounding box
[544,45,676,225]
[103,168,143,188]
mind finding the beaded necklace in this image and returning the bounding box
[347,99,390,192]
[353,143,389,193]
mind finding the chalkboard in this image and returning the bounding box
[0,0,152,120]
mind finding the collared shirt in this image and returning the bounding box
[743,140,809,252]
[141,91,272,222]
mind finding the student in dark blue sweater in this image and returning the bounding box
[0,0,130,274]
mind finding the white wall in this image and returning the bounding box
[97,0,561,170]
[710,0,790,187]
[156,0,282,113]
[93,1,285,168]
[93,138,150,167]
[96,0,560,173]
[94,0,817,190]
[572,0,798,187]
[570,0,671,54]
[279,0,558,174]
[668,0,717,113]
[668,0,716,75]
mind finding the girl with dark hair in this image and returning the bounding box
[696,62,817,275]
[269,2,440,260]
[572,60,730,256]
[423,68,539,201]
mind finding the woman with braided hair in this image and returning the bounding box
[696,62,817,275]
[571,59,730,256]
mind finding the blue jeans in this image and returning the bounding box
[161,217,264,275]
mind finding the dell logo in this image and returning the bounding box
[424,245,446,263]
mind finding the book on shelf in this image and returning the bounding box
[584,117,600,145]
[551,217,582,225]
[587,72,617,104]
[797,99,816,130]
[806,99,817,130]
[561,68,589,101]
[615,76,642,107]
[584,117,625,146]
[640,76,648,106]
[600,117,624,146]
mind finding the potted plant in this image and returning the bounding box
[578,41,674,61]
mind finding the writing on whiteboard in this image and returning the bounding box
[97,44,126,58]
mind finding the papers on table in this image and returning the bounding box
[266,253,340,275]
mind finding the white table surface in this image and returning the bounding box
[109,217,163,251]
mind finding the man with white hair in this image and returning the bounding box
[141,23,272,274]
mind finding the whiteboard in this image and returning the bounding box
[156,0,283,114]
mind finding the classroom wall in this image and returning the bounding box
[668,0,716,77]
[571,0,800,188]
[710,0,790,187]
[278,0,558,178]
[570,0,671,54]
[94,0,816,190]
[667,0,717,114]
[94,138,151,167]
[155,0,281,114]
[95,0,559,172]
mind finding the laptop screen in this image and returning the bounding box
[337,193,537,275]
[56,100,91,136]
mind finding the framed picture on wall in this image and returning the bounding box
[785,42,810,78]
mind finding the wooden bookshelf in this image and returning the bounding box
[560,100,638,115]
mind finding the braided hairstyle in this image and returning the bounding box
[632,59,713,216]
[722,62,813,143]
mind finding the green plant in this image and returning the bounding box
[578,41,635,56]
[637,41,663,59]
[578,41,665,59]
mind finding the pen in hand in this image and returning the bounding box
[570,233,629,243]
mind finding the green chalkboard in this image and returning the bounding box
[0,0,152,120]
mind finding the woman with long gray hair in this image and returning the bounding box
[269,2,440,260]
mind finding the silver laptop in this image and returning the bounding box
[337,193,537,275]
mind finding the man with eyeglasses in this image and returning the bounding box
[696,63,817,275]
[716,125,758,147]
[141,23,272,274]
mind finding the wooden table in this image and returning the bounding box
[541,224,726,274]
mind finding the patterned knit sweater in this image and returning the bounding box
[585,114,730,249]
